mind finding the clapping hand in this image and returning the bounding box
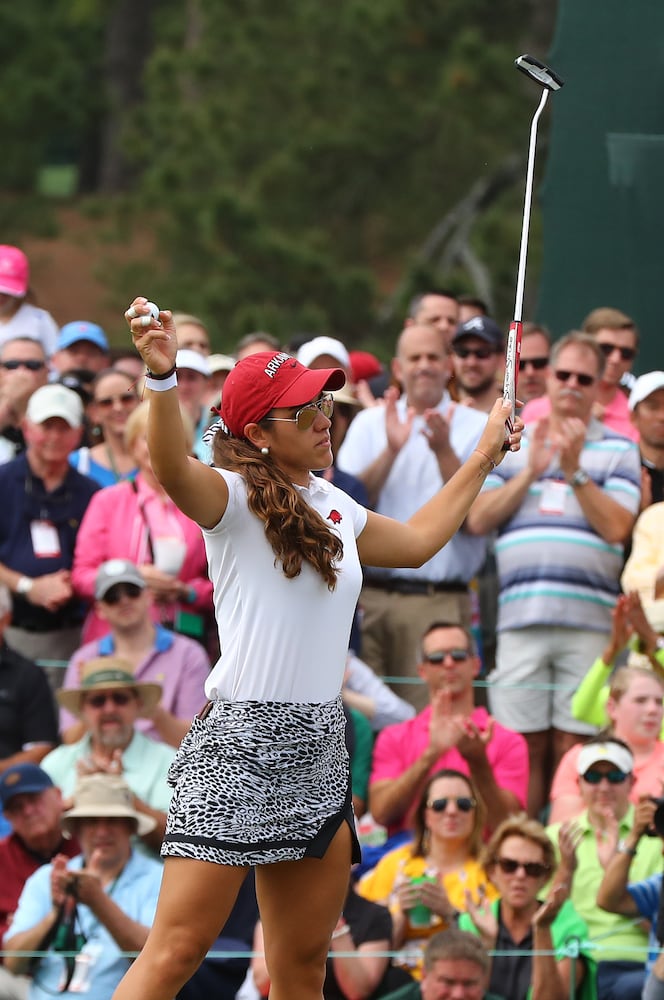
[384,386,414,455]
[593,806,619,868]
[533,882,569,930]
[464,886,497,947]
[558,820,583,877]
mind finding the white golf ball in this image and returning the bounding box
[140,302,161,326]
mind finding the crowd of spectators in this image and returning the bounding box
[1,244,664,998]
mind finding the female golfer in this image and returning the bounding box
[113,297,522,1000]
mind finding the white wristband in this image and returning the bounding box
[16,576,33,595]
[145,372,178,391]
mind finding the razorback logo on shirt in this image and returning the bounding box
[328,509,342,525]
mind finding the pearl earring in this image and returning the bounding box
[261,446,269,455]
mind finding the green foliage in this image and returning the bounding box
[0,0,546,347]
[0,2,103,195]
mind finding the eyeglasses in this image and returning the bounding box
[102,583,143,605]
[422,649,470,664]
[494,857,550,878]
[519,357,549,372]
[264,393,334,431]
[453,345,497,360]
[428,796,476,813]
[554,370,596,388]
[597,342,636,362]
[95,394,137,409]
[581,769,628,785]
[84,691,134,709]
[0,359,46,371]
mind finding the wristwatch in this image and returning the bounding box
[617,839,637,857]
[569,468,590,488]
[15,576,33,596]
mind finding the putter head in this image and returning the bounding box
[515,54,564,92]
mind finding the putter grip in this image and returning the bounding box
[503,320,522,433]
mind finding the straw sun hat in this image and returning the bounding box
[56,656,162,719]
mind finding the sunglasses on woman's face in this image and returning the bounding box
[494,857,550,878]
[427,796,476,813]
[95,394,137,409]
[581,769,628,785]
[264,393,334,431]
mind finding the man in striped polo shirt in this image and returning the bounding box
[466,331,641,819]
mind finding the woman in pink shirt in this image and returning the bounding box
[549,665,664,822]
[72,401,213,641]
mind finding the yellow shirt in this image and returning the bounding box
[358,843,496,979]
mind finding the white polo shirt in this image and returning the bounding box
[337,391,488,583]
[204,469,367,703]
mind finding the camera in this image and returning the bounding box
[645,797,664,837]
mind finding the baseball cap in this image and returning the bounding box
[629,371,664,411]
[26,384,83,428]
[95,559,146,600]
[57,321,109,353]
[0,246,29,298]
[0,763,53,808]
[219,351,345,438]
[207,354,236,375]
[176,349,211,377]
[349,350,384,383]
[452,315,504,349]
[576,741,634,776]
[297,337,351,372]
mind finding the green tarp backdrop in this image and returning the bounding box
[538,0,664,373]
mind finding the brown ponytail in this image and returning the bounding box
[212,432,343,589]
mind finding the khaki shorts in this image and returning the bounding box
[488,625,607,733]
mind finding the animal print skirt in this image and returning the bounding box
[161,695,360,866]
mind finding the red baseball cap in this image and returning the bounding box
[349,350,384,383]
[219,351,345,438]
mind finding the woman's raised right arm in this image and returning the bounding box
[126,298,228,528]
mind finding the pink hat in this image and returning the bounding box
[219,351,345,438]
[0,246,29,298]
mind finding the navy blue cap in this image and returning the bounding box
[0,764,53,808]
[452,315,504,349]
